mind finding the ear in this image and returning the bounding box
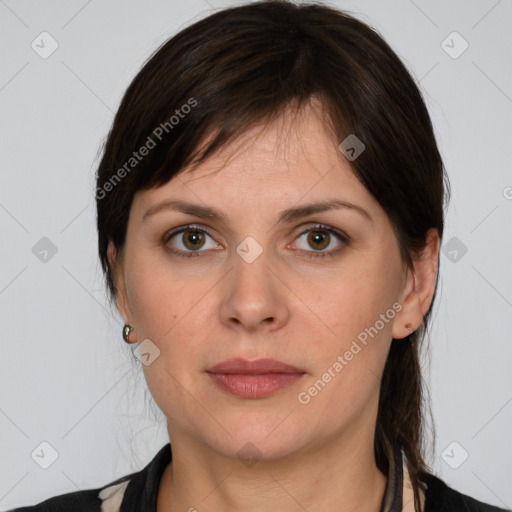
[107,240,134,325]
[392,228,440,340]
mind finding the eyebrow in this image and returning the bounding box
[142,198,373,224]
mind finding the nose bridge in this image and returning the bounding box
[219,233,290,330]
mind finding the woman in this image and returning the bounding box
[8,1,509,511]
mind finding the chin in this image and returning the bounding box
[196,411,311,462]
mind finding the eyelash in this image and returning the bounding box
[163,223,350,259]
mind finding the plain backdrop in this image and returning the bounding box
[1,0,511,509]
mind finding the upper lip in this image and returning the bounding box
[206,358,305,374]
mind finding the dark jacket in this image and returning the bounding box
[6,441,510,512]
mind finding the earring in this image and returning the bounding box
[405,323,414,335]
[122,324,136,343]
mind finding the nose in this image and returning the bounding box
[218,248,291,333]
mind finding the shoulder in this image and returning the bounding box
[5,443,172,512]
[419,471,511,512]
[5,475,133,512]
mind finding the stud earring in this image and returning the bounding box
[405,323,414,335]
[122,324,136,343]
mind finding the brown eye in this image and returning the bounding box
[292,224,349,258]
[164,225,220,257]
[182,229,206,250]
[306,230,330,251]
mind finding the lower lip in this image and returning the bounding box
[207,372,305,399]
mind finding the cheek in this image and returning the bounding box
[301,260,398,392]
[312,263,397,341]
[127,260,218,424]
[296,282,394,426]
[124,253,214,342]
[124,254,226,400]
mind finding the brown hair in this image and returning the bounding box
[95,1,450,509]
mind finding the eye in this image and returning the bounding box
[164,225,220,257]
[290,224,349,258]
[163,223,349,259]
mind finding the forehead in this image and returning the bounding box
[131,103,380,222]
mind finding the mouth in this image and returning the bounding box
[206,358,306,399]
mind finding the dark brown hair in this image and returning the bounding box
[95,1,450,509]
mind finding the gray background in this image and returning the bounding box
[1,0,511,509]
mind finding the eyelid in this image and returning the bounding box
[293,223,350,243]
[164,223,216,241]
[164,223,349,242]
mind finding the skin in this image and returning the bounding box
[108,101,439,512]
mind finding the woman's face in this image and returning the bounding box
[112,104,416,462]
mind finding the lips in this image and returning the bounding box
[206,358,306,399]
[206,357,305,374]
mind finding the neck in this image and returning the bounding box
[157,427,388,512]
